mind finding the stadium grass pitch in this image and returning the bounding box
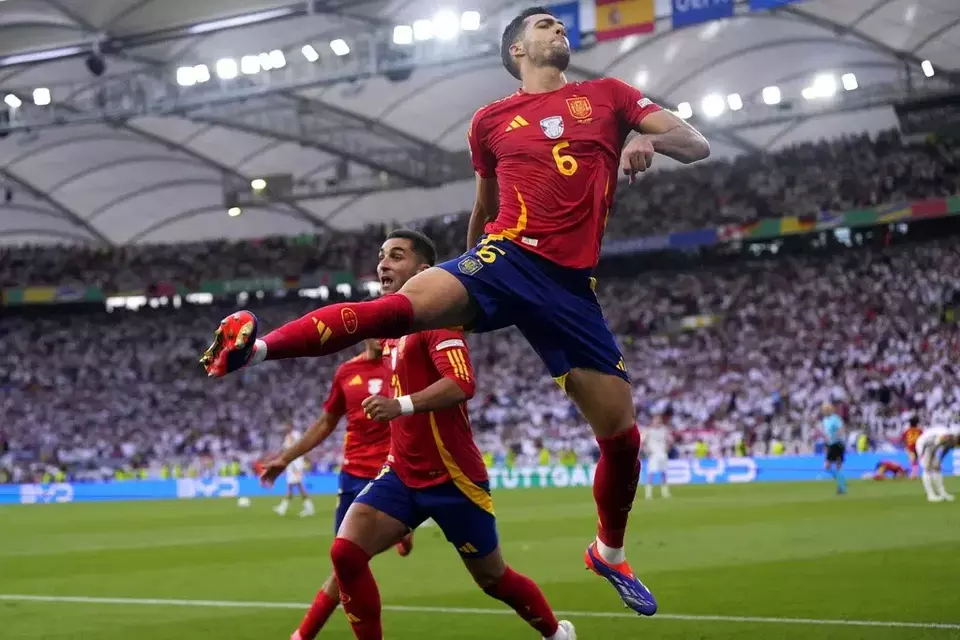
[2,479,959,639]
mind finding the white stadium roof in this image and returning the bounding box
[0,0,957,246]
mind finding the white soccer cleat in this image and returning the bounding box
[942,493,955,502]
[928,495,944,503]
[299,508,315,518]
[274,505,288,516]
[547,620,576,640]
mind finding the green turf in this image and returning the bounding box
[2,478,959,639]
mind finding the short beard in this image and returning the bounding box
[533,45,570,72]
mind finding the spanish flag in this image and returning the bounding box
[595,0,655,41]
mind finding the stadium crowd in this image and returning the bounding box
[3,234,959,484]
[1,130,958,292]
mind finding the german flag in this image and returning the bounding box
[595,0,654,41]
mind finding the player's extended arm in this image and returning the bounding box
[408,377,474,413]
[280,412,342,465]
[636,110,710,164]
[467,174,499,250]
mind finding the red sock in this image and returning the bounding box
[594,425,641,549]
[483,567,559,637]
[263,294,414,360]
[330,538,382,640]
[297,588,339,640]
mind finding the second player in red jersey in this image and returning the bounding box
[201,4,710,618]
[901,416,923,478]
[469,77,661,269]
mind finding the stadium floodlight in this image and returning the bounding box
[801,86,817,100]
[240,55,260,74]
[461,10,481,31]
[251,178,266,191]
[841,73,858,91]
[921,60,934,77]
[726,93,743,111]
[176,66,196,86]
[413,18,434,41]
[811,73,836,98]
[393,25,414,44]
[301,44,319,62]
[762,85,781,105]
[258,52,274,71]
[228,206,242,217]
[676,101,692,120]
[700,93,725,118]
[269,49,286,68]
[4,93,21,109]
[433,10,460,40]
[193,64,211,83]
[634,69,649,87]
[330,39,350,56]
[32,87,50,106]
[216,58,238,80]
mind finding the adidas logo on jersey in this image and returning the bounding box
[504,115,529,132]
[348,375,363,386]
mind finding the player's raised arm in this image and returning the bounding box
[633,109,710,165]
[466,108,499,249]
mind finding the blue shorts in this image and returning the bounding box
[353,466,498,558]
[437,236,628,387]
[335,471,373,534]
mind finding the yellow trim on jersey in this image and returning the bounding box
[429,412,494,515]
[481,186,528,245]
[553,373,569,393]
[446,349,471,381]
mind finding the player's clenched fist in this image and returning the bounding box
[361,395,402,422]
[620,135,656,184]
[257,454,288,488]
[199,310,261,377]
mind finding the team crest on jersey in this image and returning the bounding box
[566,96,592,120]
[368,378,383,395]
[458,255,483,276]
[341,308,358,334]
[540,116,564,140]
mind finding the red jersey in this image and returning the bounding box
[322,354,392,479]
[382,330,488,496]
[902,426,923,453]
[468,78,662,270]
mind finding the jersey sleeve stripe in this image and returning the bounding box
[454,349,471,381]
[428,412,494,515]
[447,350,470,381]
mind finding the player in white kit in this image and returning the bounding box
[274,423,316,517]
[644,408,674,499]
[915,425,959,503]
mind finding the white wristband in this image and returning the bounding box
[250,339,267,366]
[397,395,415,416]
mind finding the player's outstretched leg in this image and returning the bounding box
[564,368,657,616]
[292,576,340,640]
[464,548,574,639]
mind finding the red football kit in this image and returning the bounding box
[322,354,392,479]
[902,426,922,454]
[381,329,487,490]
[468,77,662,270]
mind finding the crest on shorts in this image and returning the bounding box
[341,307,358,334]
[457,255,483,276]
[540,116,564,140]
[368,378,383,395]
[566,96,592,120]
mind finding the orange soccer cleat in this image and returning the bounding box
[199,310,260,377]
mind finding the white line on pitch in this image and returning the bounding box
[1,594,958,631]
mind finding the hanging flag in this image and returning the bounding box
[548,1,582,50]
[672,0,734,30]
[749,0,803,10]
[595,0,655,42]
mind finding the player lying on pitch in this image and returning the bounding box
[865,460,908,481]
[200,6,710,615]
[915,426,959,502]
[258,337,413,640]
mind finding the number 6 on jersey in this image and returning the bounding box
[552,141,578,176]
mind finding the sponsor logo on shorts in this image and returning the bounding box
[458,256,483,276]
[341,308,358,334]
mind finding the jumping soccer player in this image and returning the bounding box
[901,416,923,479]
[915,426,959,502]
[274,423,315,517]
[260,338,412,640]
[643,407,673,499]
[819,403,847,495]
[329,230,575,639]
[199,6,709,615]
